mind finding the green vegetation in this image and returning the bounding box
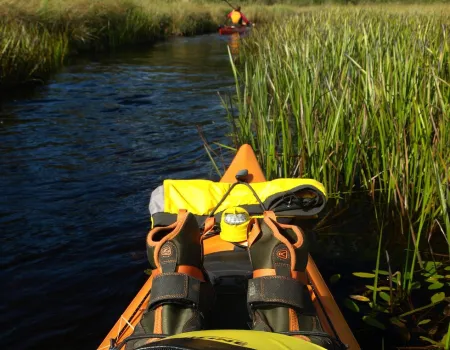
[223,5,449,346]
[0,0,214,87]
[345,261,449,346]
[0,0,313,88]
[2,0,445,87]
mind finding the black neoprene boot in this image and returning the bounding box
[127,211,213,349]
[247,211,335,348]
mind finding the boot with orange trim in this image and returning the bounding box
[247,211,338,349]
[126,210,214,349]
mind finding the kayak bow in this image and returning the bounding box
[98,144,360,350]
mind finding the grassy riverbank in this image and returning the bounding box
[224,5,449,345]
[0,0,311,89]
[1,0,445,88]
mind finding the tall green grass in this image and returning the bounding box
[0,0,312,88]
[0,0,215,87]
[226,6,449,291]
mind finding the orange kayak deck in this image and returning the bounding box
[98,144,359,350]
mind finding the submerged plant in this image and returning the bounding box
[347,258,449,347]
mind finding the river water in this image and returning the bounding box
[1,34,236,350]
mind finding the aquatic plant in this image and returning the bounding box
[0,0,310,88]
[0,0,211,87]
[345,259,449,347]
[224,6,449,346]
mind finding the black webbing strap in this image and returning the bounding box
[148,273,201,310]
[247,276,305,310]
[208,181,266,218]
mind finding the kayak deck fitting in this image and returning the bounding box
[98,144,360,350]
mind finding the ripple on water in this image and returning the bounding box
[1,34,234,350]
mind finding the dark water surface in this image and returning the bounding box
[1,34,235,350]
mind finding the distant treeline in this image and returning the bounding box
[199,0,446,4]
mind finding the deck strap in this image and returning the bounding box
[148,273,201,310]
[247,276,305,310]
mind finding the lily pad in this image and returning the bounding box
[428,325,438,336]
[365,285,391,291]
[428,282,444,290]
[330,274,341,285]
[426,275,443,282]
[418,319,431,326]
[350,295,371,302]
[390,317,406,327]
[423,261,442,275]
[379,291,391,302]
[363,315,386,330]
[389,317,411,342]
[411,281,421,290]
[353,272,376,278]
[344,298,360,312]
[431,292,445,304]
[370,303,389,313]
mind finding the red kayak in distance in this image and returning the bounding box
[218,25,251,35]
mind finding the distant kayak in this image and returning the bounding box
[218,25,251,35]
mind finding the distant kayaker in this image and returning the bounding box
[227,6,250,26]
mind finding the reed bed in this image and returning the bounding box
[0,0,311,88]
[0,0,211,87]
[226,6,449,292]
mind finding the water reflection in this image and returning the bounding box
[228,32,241,58]
[0,34,234,350]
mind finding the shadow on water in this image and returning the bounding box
[0,34,235,350]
